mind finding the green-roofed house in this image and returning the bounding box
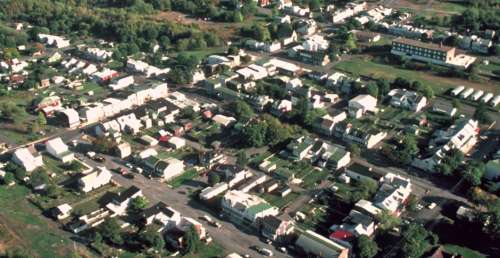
[221,190,279,227]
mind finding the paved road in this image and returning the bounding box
[112,172,291,258]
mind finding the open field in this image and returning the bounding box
[0,185,94,257]
[334,57,500,94]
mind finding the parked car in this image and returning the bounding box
[92,155,105,162]
[427,202,437,209]
[124,173,135,179]
[259,248,273,256]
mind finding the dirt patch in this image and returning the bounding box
[150,11,240,41]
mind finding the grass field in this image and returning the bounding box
[0,185,94,257]
[261,191,300,208]
[443,244,486,258]
[168,168,199,188]
[182,242,225,258]
[334,57,499,94]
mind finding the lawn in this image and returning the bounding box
[260,191,300,208]
[334,57,453,94]
[182,242,225,258]
[0,185,95,257]
[168,168,199,188]
[443,244,486,258]
[157,148,194,160]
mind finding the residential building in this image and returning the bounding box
[313,111,347,136]
[115,142,132,159]
[387,24,433,39]
[260,215,294,241]
[212,114,237,127]
[12,146,43,172]
[348,94,377,118]
[109,75,134,91]
[167,136,186,149]
[283,136,315,161]
[391,38,476,69]
[388,89,427,112]
[145,156,185,180]
[431,101,457,117]
[295,229,349,258]
[46,137,74,163]
[337,123,387,149]
[221,190,279,226]
[142,202,182,228]
[330,1,367,23]
[318,144,351,170]
[106,186,143,216]
[38,33,70,48]
[52,203,72,220]
[288,35,330,66]
[345,163,379,182]
[78,167,112,193]
[373,173,412,216]
[200,182,230,201]
[55,108,80,128]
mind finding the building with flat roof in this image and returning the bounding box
[391,38,476,69]
[221,190,279,226]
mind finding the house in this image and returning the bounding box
[212,114,236,127]
[106,186,143,216]
[78,167,112,193]
[146,157,185,180]
[295,229,349,258]
[348,95,377,118]
[260,215,294,241]
[45,137,74,163]
[115,142,132,159]
[200,182,230,201]
[67,208,110,234]
[109,75,134,91]
[271,99,293,116]
[213,164,252,187]
[221,190,279,226]
[139,135,159,146]
[85,47,112,61]
[55,108,80,129]
[167,136,186,149]
[354,199,382,218]
[431,101,457,117]
[259,160,277,173]
[288,35,330,66]
[313,111,347,136]
[318,144,351,170]
[38,34,70,48]
[92,68,118,83]
[12,146,44,172]
[388,89,427,112]
[345,163,379,182]
[373,173,412,216]
[283,136,315,161]
[388,24,433,39]
[355,31,381,43]
[142,202,182,228]
[331,210,376,237]
[52,203,72,220]
[337,123,387,149]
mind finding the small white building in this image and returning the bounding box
[348,95,377,118]
[46,137,74,163]
[12,146,44,172]
[78,167,112,193]
[53,203,72,220]
[167,136,186,149]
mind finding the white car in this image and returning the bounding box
[259,248,273,256]
[427,202,437,209]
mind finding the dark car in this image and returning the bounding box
[124,173,135,179]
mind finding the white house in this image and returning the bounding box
[12,146,44,172]
[106,186,143,216]
[348,95,377,118]
[78,167,112,193]
[388,89,427,112]
[53,203,73,220]
[167,136,186,149]
[221,190,279,225]
[212,114,237,127]
[46,137,74,163]
[115,142,132,159]
[109,75,134,91]
[156,157,185,181]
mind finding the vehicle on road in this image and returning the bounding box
[210,221,222,228]
[124,173,135,179]
[259,248,273,256]
[86,151,96,158]
[428,202,437,209]
[125,163,133,169]
[92,155,105,162]
[202,215,213,223]
[279,247,286,253]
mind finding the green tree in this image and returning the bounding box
[348,143,361,157]
[462,161,485,186]
[304,108,327,128]
[139,230,165,251]
[376,79,391,97]
[473,103,491,124]
[392,134,419,165]
[355,235,378,258]
[93,136,117,154]
[243,122,268,147]
[183,225,200,254]
[233,11,244,22]
[365,82,379,97]
[208,173,220,186]
[376,210,401,231]
[236,151,248,167]
[309,0,321,11]
[345,33,357,50]
[262,114,291,145]
[231,100,254,122]
[30,169,49,188]
[128,196,149,214]
[479,199,500,237]
[2,172,14,185]
[37,112,47,127]
[99,218,123,245]
[400,223,437,258]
